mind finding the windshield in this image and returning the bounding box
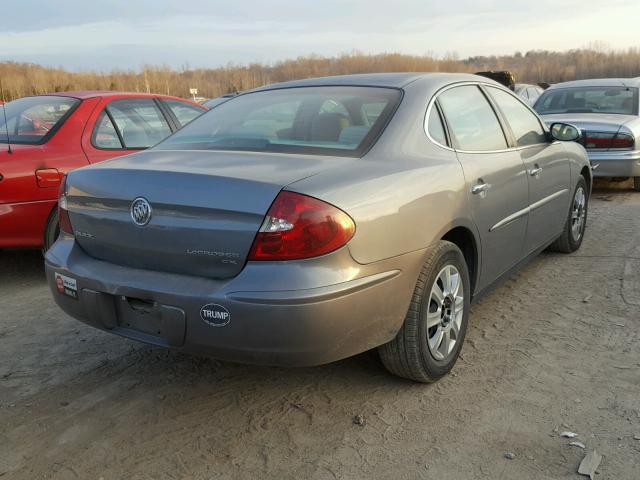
[534,86,639,115]
[0,96,80,144]
[155,86,402,157]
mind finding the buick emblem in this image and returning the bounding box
[130,197,152,226]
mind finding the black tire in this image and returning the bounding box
[548,176,588,253]
[378,241,471,383]
[43,209,60,253]
[634,177,640,192]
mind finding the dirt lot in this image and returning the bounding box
[1,180,639,480]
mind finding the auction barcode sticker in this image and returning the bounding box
[54,272,78,300]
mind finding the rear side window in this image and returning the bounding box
[438,86,507,151]
[486,87,547,147]
[106,99,172,149]
[155,86,402,157]
[427,106,448,146]
[164,99,204,127]
[92,111,122,149]
[0,96,79,145]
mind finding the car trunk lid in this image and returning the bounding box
[65,150,336,278]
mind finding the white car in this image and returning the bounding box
[515,83,544,106]
[534,78,640,191]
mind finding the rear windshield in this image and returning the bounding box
[534,86,639,115]
[0,96,80,144]
[155,86,402,157]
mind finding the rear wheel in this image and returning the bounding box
[378,241,470,383]
[43,209,60,253]
[633,177,640,192]
[548,176,588,253]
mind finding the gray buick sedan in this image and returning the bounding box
[46,73,591,382]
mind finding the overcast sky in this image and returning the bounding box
[2,0,639,71]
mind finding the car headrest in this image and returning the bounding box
[568,97,586,109]
[310,113,349,142]
[338,126,369,146]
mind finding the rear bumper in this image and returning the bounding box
[587,150,640,177]
[45,237,423,366]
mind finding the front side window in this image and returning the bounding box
[155,86,402,157]
[534,86,639,115]
[437,85,508,151]
[487,87,546,147]
[164,99,204,127]
[0,96,79,144]
[106,99,172,149]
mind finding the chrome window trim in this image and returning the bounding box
[424,81,551,154]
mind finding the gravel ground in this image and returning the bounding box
[1,180,639,480]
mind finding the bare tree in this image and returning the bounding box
[1,47,640,101]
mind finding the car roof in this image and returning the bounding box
[248,72,498,92]
[547,78,640,90]
[40,91,203,105]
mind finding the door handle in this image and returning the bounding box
[471,182,490,195]
[530,166,543,177]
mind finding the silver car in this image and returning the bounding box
[45,73,591,382]
[515,83,544,106]
[534,78,640,191]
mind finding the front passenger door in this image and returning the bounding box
[437,85,529,291]
[484,86,570,254]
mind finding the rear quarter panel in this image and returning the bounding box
[621,116,640,138]
[286,79,476,266]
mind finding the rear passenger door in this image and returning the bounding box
[82,98,173,164]
[484,86,570,254]
[436,84,529,291]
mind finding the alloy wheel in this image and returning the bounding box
[426,265,464,361]
[571,186,586,242]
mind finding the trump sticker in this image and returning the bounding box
[200,303,230,327]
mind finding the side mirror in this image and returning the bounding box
[550,122,581,142]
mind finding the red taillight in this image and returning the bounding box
[58,176,74,236]
[248,191,355,261]
[610,132,635,149]
[584,132,613,149]
[584,131,635,150]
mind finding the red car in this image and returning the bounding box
[0,92,206,250]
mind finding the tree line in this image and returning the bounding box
[2,47,640,101]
